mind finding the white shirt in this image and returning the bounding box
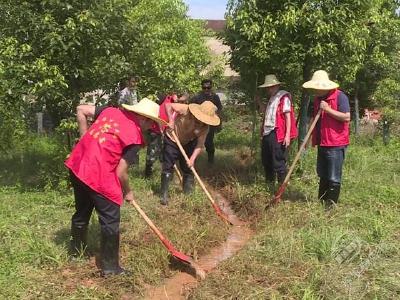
[263,91,291,136]
[118,88,138,105]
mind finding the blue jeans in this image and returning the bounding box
[317,146,346,184]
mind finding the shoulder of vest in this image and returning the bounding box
[278,90,291,99]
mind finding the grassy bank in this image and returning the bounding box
[0,147,229,299]
[190,110,400,299]
[1,107,399,299]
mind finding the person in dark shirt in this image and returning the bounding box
[303,70,351,209]
[190,79,222,164]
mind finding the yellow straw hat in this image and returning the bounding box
[122,98,167,125]
[258,74,283,88]
[188,101,220,126]
[302,70,339,90]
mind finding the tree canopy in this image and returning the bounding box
[226,0,400,88]
[224,0,400,134]
[0,0,211,143]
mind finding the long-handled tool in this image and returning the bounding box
[173,164,183,183]
[269,108,322,206]
[129,199,205,279]
[170,130,232,225]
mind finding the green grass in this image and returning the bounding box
[189,125,400,299]
[0,151,229,299]
[1,107,399,299]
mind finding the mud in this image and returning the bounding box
[144,187,254,300]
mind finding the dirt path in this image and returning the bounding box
[144,187,254,300]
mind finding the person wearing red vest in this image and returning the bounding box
[258,74,298,193]
[144,92,189,177]
[65,98,165,276]
[303,70,351,208]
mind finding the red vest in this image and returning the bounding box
[149,95,174,134]
[261,92,298,142]
[312,89,350,147]
[65,108,144,206]
[275,93,298,142]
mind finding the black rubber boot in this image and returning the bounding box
[160,172,173,205]
[183,174,195,194]
[265,169,275,183]
[100,232,130,277]
[324,182,341,209]
[207,151,215,164]
[70,224,88,257]
[318,178,330,203]
[144,163,153,178]
[265,170,276,194]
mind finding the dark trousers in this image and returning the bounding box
[317,146,346,183]
[261,130,288,182]
[162,136,196,175]
[146,131,162,166]
[70,172,120,236]
[205,127,215,155]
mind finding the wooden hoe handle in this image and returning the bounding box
[130,199,166,242]
[272,108,322,204]
[170,130,231,224]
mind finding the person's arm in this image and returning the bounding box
[189,93,200,104]
[76,105,95,137]
[214,94,223,112]
[320,101,351,122]
[177,92,189,103]
[282,96,292,147]
[188,147,202,168]
[214,94,223,130]
[283,112,291,147]
[165,103,188,129]
[188,128,209,167]
[117,145,140,202]
[116,158,134,202]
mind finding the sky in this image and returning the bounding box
[184,0,228,20]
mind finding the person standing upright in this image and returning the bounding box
[303,70,350,209]
[118,75,141,106]
[259,74,298,193]
[190,79,222,164]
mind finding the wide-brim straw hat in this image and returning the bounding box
[302,70,339,90]
[188,101,220,126]
[258,74,283,88]
[122,98,167,125]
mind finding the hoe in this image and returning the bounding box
[130,199,205,279]
[269,108,322,206]
[170,130,232,225]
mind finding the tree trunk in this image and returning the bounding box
[383,120,390,145]
[250,73,259,158]
[298,61,312,150]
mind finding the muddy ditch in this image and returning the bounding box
[144,185,255,300]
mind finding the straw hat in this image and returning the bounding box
[122,98,167,125]
[188,101,220,126]
[302,70,339,90]
[258,74,283,88]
